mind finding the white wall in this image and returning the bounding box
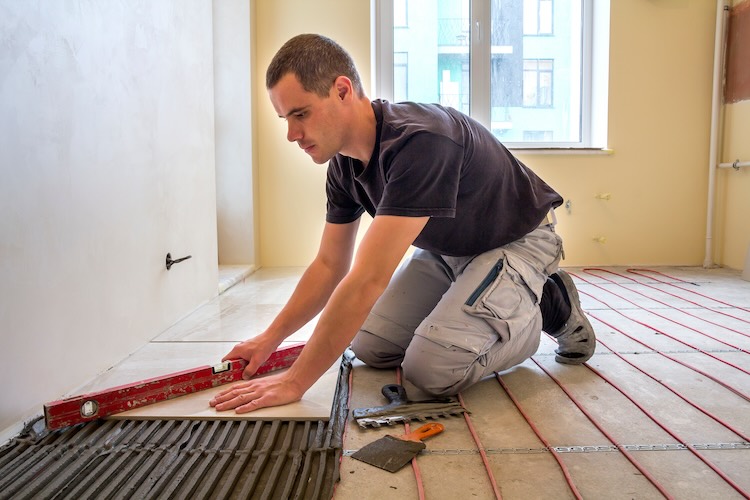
[0,1,219,439]
[214,0,258,266]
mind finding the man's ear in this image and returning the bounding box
[333,76,353,101]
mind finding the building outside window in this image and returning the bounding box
[377,0,609,148]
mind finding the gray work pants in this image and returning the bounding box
[350,223,563,396]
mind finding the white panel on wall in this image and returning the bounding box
[0,0,218,439]
[213,0,257,266]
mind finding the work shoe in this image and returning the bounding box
[548,270,596,364]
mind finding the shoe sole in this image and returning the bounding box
[554,270,596,364]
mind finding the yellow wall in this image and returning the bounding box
[256,0,371,266]
[255,0,745,269]
[718,99,750,270]
[521,0,716,266]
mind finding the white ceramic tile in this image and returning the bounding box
[154,302,317,343]
[220,267,307,305]
[154,268,316,343]
[109,357,340,421]
[74,341,243,393]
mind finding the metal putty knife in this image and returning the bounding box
[351,422,444,473]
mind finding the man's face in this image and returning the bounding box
[268,73,344,164]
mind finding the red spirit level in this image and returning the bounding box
[44,343,305,430]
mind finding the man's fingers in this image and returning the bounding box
[221,343,245,363]
[212,392,257,411]
[235,397,266,414]
[221,346,268,379]
[209,383,257,409]
[209,372,300,414]
[214,380,252,398]
[234,390,297,414]
[242,360,262,380]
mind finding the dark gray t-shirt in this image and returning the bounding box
[325,100,563,257]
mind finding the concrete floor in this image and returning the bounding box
[337,266,750,499]
[86,265,750,499]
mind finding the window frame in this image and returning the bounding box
[373,0,609,150]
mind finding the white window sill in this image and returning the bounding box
[509,148,614,156]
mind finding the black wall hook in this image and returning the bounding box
[166,253,192,270]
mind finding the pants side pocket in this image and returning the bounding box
[461,253,541,342]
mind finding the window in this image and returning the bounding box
[375,0,610,148]
[523,59,553,107]
[394,0,408,27]
[524,0,553,35]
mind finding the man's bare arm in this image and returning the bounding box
[220,220,360,378]
[211,215,429,413]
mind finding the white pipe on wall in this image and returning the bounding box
[718,160,750,169]
[704,0,731,269]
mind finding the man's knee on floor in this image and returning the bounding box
[350,331,404,369]
[402,365,464,397]
[401,348,477,397]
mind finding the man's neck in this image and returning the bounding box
[342,97,376,164]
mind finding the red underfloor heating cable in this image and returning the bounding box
[527,359,676,499]
[581,360,749,498]
[593,333,750,441]
[626,268,750,316]
[493,373,583,499]
[456,392,503,500]
[572,271,750,375]
[340,268,748,497]
[544,268,749,498]
[570,272,750,402]
[583,268,750,343]
[396,368,427,500]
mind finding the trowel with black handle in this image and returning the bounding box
[352,384,468,428]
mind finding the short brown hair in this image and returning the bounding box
[266,34,364,98]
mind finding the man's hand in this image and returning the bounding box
[209,372,304,413]
[222,336,279,380]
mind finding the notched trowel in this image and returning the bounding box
[352,384,468,428]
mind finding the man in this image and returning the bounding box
[210,34,595,414]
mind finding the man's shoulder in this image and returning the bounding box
[376,99,456,122]
[375,100,466,145]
